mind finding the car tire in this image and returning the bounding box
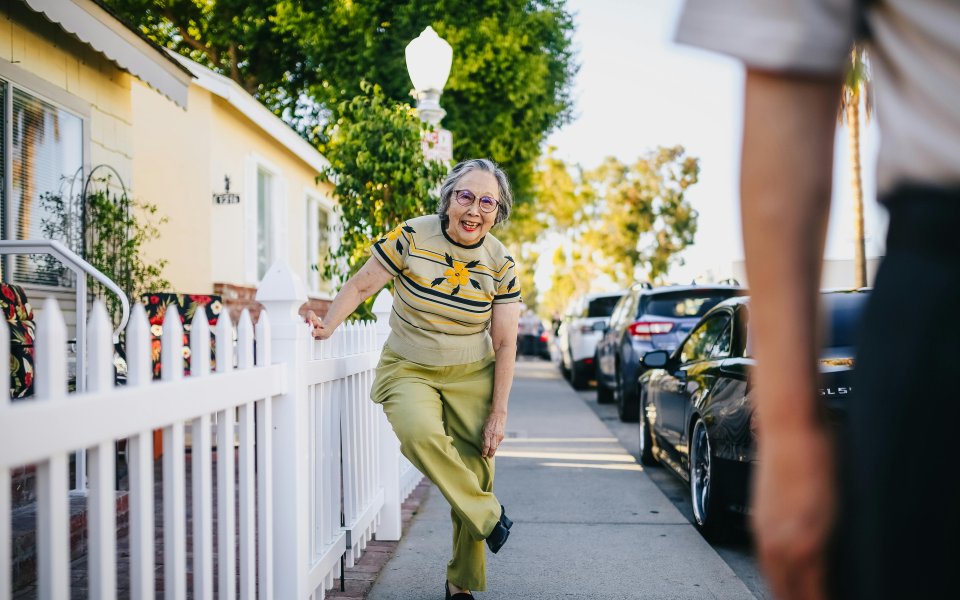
[596,354,614,403]
[597,374,614,404]
[560,357,570,380]
[690,417,728,541]
[638,388,657,466]
[616,366,639,422]
[570,361,589,390]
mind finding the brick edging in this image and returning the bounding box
[326,478,432,599]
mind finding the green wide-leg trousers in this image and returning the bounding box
[371,347,502,592]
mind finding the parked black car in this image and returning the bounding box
[596,284,743,421]
[637,291,868,539]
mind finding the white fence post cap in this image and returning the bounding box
[256,260,307,309]
[372,289,393,318]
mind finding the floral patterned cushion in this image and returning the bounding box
[141,293,223,379]
[0,283,36,399]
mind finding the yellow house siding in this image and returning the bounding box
[206,94,330,287]
[0,2,135,185]
[132,81,213,293]
[133,74,333,295]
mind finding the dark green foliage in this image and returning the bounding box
[39,178,169,326]
[501,148,700,316]
[100,0,577,204]
[317,83,447,317]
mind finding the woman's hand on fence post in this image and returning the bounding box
[305,310,333,340]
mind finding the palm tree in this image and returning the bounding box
[840,44,872,288]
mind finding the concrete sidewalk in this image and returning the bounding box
[368,360,755,599]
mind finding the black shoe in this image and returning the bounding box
[446,580,474,599]
[485,519,510,554]
[500,505,513,530]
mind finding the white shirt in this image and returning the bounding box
[676,0,960,193]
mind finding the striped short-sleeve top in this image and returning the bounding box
[370,214,521,366]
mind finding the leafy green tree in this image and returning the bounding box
[317,83,446,316]
[39,177,170,325]
[583,147,700,282]
[506,147,700,316]
[100,0,576,204]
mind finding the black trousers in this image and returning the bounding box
[830,185,960,599]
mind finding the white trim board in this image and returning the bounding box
[168,52,330,174]
[20,0,192,108]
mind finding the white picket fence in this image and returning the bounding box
[0,262,422,599]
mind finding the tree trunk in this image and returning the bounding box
[846,93,867,288]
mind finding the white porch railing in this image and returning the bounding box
[0,261,422,600]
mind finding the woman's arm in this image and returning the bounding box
[306,257,394,340]
[741,68,840,600]
[482,301,522,458]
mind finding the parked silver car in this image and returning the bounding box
[556,291,625,389]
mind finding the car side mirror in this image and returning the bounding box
[592,321,606,332]
[642,350,669,369]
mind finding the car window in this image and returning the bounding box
[710,319,733,359]
[823,293,867,348]
[737,306,751,358]
[680,315,731,364]
[619,291,640,327]
[643,290,739,319]
[587,295,621,318]
[609,295,629,326]
[739,294,866,358]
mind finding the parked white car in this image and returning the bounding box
[557,291,625,389]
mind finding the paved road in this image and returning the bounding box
[369,358,756,599]
[564,360,773,600]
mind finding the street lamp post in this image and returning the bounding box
[405,26,453,161]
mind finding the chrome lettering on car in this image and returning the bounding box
[818,387,852,396]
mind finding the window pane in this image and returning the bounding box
[586,295,621,318]
[257,168,272,280]
[10,87,84,286]
[316,206,332,293]
[643,290,739,319]
[680,316,730,364]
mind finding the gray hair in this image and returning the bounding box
[437,158,514,226]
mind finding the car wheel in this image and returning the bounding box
[560,356,570,380]
[616,366,639,422]
[597,356,614,403]
[690,417,727,540]
[638,389,657,466]
[570,361,589,390]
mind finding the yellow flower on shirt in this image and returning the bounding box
[444,261,470,286]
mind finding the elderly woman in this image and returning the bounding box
[307,158,521,599]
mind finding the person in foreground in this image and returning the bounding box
[306,158,521,599]
[677,1,959,599]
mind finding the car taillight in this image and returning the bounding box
[627,321,674,340]
[539,334,548,342]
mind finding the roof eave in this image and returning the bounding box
[21,0,192,109]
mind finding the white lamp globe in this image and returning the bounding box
[405,26,453,93]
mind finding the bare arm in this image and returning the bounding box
[482,301,521,458]
[306,257,394,339]
[741,68,842,600]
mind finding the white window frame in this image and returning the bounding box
[0,58,91,288]
[304,188,338,297]
[244,153,287,285]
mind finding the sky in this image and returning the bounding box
[545,0,887,287]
